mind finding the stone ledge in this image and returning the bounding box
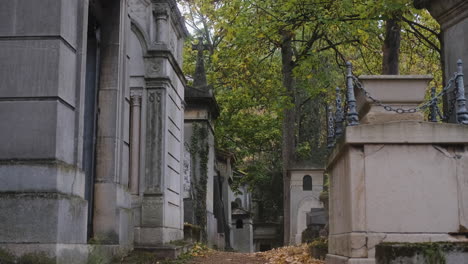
[345,121,468,144]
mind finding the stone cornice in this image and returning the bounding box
[152,0,189,38]
[414,0,468,29]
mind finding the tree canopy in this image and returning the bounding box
[179,0,441,224]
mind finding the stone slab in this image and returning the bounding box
[0,0,78,48]
[327,254,375,264]
[345,121,468,144]
[0,100,75,163]
[0,193,87,244]
[364,144,459,233]
[0,243,90,264]
[134,227,183,245]
[93,183,133,244]
[0,39,77,106]
[0,163,85,197]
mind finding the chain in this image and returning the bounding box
[351,73,458,114]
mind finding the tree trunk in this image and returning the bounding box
[382,14,402,75]
[280,30,296,245]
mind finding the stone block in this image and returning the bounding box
[134,227,183,245]
[95,137,118,181]
[0,163,85,197]
[0,100,74,163]
[375,242,468,264]
[141,196,164,227]
[327,121,468,263]
[93,183,118,242]
[118,207,134,247]
[0,0,78,48]
[364,144,459,233]
[93,183,133,244]
[0,243,90,264]
[165,201,182,229]
[0,193,87,244]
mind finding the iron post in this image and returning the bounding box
[334,87,344,137]
[327,105,335,149]
[456,59,468,124]
[346,62,359,126]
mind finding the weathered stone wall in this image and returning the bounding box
[0,0,89,261]
[0,0,188,261]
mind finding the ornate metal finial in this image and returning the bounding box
[346,62,359,126]
[327,105,335,149]
[456,59,468,124]
[334,87,344,138]
[429,87,438,122]
[192,37,210,90]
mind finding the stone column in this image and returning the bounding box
[130,91,143,194]
[153,6,168,44]
[92,0,133,247]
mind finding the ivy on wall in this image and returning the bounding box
[187,122,210,242]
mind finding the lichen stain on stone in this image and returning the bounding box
[0,249,56,264]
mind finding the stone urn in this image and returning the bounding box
[355,75,433,124]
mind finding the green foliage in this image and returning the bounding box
[180,0,442,222]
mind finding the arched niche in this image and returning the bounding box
[294,196,321,244]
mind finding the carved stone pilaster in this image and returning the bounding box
[145,90,164,194]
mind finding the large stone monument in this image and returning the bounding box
[326,74,468,264]
[0,0,188,262]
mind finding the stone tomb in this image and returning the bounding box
[326,76,468,264]
[288,165,324,245]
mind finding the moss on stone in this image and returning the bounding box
[0,250,56,264]
[17,252,56,264]
[376,242,468,264]
[0,248,16,264]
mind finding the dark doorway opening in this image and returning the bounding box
[83,12,100,240]
[236,219,244,229]
[259,244,272,252]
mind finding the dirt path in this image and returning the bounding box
[187,251,267,264]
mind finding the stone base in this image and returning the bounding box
[134,227,183,246]
[326,254,375,264]
[375,242,468,264]
[135,244,192,260]
[0,192,87,243]
[328,232,466,260]
[0,243,130,264]
[0,243,89,264]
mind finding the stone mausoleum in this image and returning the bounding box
[0,0,189,262]
[288,163,324,245]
